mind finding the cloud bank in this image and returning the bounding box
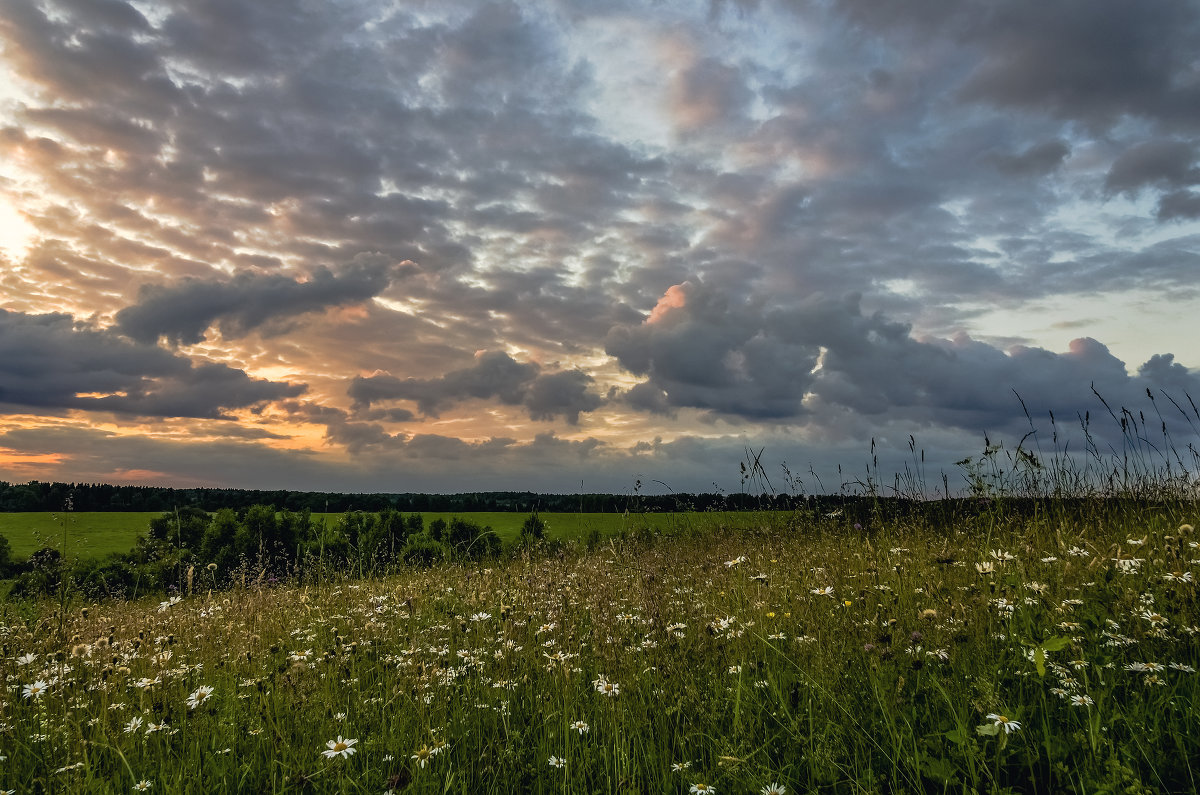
[1,0,1199,492]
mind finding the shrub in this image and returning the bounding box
[72,555,139,599]
[400,532,443,567]
[7,546,64,598]
[0,531,11,578]
[520,511,546,542]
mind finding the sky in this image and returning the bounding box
[2,0,1200,496]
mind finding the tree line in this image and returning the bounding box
[0,480,811,514]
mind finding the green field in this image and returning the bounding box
[0,510,766,560]
[0,512,159,559]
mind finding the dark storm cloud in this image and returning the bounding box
[0,309,304,418]
[617,382,676,418]
[114,259,407,344]
[952,0,1200,129]
[349,351,602,424]
[605,281,820,419]
[1104,140,1200,196]
[1156,191,1200,222]
[606,280,1200,433]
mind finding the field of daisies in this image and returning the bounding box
[2,499,1198,793]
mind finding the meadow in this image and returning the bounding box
[0,510,749,560]
[1,496,1197,794]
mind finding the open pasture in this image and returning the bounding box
[0,512,159,560]
[0,510,767,560]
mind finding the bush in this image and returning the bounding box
[401,532,443,567]
[445,518,502,560]
[0,532,11,578]
[7,546,64,598]
[147,506,210,549]
[72,555,139,599]
[520,511,546,543]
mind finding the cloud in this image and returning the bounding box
[1105,140,1200,196]
[991,139,1071,176]
[114,258,407,344]
[618,382,676,417]
[1156,190,1200,221]
[349,351,603,424]
[606,280,821,419]
[607,280,1200,433]
[955,1,1200,129]
[666,52,752,133]
[3,0,1200,493]
[0,309,304,419]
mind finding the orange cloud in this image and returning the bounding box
[0,447,65,479]
[646,283,689,324]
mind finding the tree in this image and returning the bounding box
[147,507,210,551]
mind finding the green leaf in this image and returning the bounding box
[976,723,1001,737]
[944,727,968,746]
[1041,635,1072,652]
[1034,646,1046,678]
[921,756,959,784]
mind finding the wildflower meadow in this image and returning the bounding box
[2,491,1198,794]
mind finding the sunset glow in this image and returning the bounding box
[0,196,36,261]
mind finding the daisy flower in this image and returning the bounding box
[570,720,589,734]
[593,676,620,697]
[132,781,152,792]
[690,784,716,794]
[412,745,434,768]
[548,755,565,769]
[22,679,49,700]
[761,784,787,795]
[186,685,214,709]
[322,736,357,759]
[985,713,1021,733]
